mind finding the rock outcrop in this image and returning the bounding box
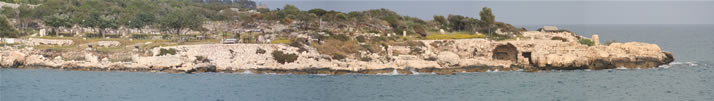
[0,31,674,74]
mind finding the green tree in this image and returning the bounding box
[282,5,300,15]
[158,7,205,40]
[42,14,71,36]
[128,12,155,34]
[277,4,300,19]
[308,8,327,17]
[82,12,119,38]
[479,7,495,25]
[1,16,20,38]
[447,15,466,31]
[17,4,34,34]
[479,7,495,34]
[413,25,427,38]
[1,7,18,18]
[433,15,447,29]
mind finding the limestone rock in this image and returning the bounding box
[97,41,121,47]
[436,52,460,66]
[1,51,26,67]
[85,53,99,63]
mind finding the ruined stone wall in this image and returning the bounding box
[23,38,73,46]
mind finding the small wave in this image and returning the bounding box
[486,69,500,72]
[240,70,253,74]
[376,69,400,75]
[409,69,420,75]
[668,61,699,67]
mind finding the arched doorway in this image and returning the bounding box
[492,43,518,62]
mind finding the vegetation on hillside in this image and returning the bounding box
[0,15,19,38]
[0,0,523,39]
[0,0,529,61]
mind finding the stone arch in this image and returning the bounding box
[551,37,568,42]
[492,43,518,62]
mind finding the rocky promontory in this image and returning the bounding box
[0,31,674,75]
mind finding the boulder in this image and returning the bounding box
[436,52,460,66]
[1,51,26,67]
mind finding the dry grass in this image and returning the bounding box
[312,39,364,58]
[270,39,291,44]
[425,31,486,40]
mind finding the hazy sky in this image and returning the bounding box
[257,0,714,25]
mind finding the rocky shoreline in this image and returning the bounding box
[0,31,674,75]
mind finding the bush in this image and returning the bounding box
[158,48,177,56]
[256,48,266,54]
[331,34,350,41]
[289,39,308,53]
[356,35,367,42]
[332,54,346,60]
[195,56,210,63]
[272,50,299,64]
[360,57,372,62]
[578,39,594,46]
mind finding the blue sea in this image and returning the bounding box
[2,25,714,101]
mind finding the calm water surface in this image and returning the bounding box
[2,24,714,101]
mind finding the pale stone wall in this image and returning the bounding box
[24,38,74,46]
[96,41,121,47]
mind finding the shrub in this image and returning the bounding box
[256,48,266,54]
[272,51,298,64]
[195,56,210,63]
[158,48,177,56]
[331,34,350,41]
[356,35,367,42]
[360,57,372,62]
[578,39,594,46]
[289,40,308,53]
[332,54,346,60]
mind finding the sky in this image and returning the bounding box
[255,0,714,25]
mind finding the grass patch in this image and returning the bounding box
[425,32,486,40]
[95,47,125,53]
[312,39,364,59]
[271,39,291,44]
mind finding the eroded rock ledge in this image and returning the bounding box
[1,32,674,75]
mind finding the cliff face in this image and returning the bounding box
[0,32,674,74]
